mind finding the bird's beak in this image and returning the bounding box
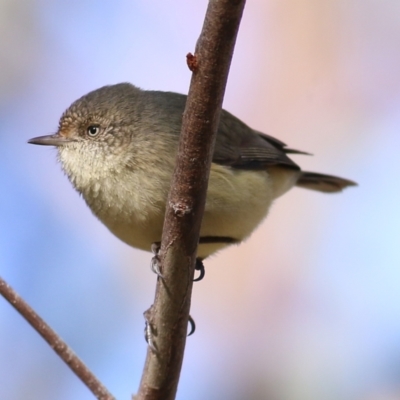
[28,134,73,146]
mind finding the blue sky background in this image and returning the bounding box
[1,1,399,399]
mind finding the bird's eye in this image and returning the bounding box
[87,125,100,137]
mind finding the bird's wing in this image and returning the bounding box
[212,109,305,170]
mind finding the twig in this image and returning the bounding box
[135,1,246,399]
[0,276,115,400]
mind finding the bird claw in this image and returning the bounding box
[193,258,205,282]
[151,242,160,255]
[144,310,195,350]
[150,256,164,278]
[150,242,164,279]
[144,312,157,352]
[188,315,196,336]
[149,243,198,340]
[151,244,204,282]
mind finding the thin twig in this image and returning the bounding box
[0,276,115,400]
[135,1,246,399]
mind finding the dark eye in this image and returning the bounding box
[87,125,100,137]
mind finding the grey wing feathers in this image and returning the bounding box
[254,131,311,156]
[213,110,302,170]
[145,90,307,171]
[145,90,355,192]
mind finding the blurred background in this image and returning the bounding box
[0,1,399,399]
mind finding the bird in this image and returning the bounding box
[28,83,356,262]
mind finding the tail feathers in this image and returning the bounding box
[296,172,357,193]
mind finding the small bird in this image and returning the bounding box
[29,83,356,260]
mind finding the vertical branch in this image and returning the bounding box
[136,1,246,399]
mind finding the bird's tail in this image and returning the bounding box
[296,172,357,193]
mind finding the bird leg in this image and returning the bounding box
[144,308,196,350]
[151,242,205,282]
[150,242,163,278]
[187,315,196,336]
[143,308,157,352]
[193,258,205,282]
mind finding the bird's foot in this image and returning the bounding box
[144,309,196,351]
[193,258,205,282]
[188,315,196,336]
[144,309,157,352]
[150,242,163,279]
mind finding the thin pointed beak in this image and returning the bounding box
[28,134,73,146]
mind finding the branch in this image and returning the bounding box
[0,276,115,400]
[135,1,246,399]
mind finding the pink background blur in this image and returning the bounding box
[1,1,399,399]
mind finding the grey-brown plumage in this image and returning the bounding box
[28,83,356,258]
